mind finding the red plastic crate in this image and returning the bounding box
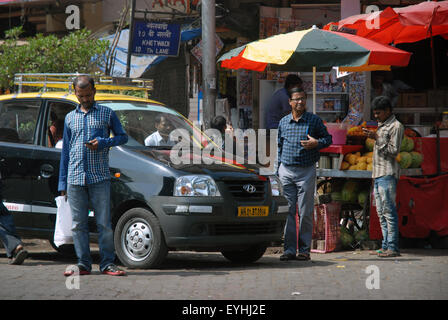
[312,202,342,253]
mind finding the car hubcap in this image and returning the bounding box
[122,218,154,262]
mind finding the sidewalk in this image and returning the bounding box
[1,238,447,300]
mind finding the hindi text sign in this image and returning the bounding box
[132,20,181,56]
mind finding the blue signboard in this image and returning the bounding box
[132,20,181,56]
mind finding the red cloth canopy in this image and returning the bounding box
[324,1,448,45]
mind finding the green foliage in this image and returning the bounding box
[0,26,109,90]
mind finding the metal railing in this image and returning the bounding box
[14,73,153,94]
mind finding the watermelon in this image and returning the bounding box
[354,230,369,242]
[331,192,343,202]
[406,137,414,152]
[400,136,414,152]
[342,189,357,203]
[358,190,369,207]
[410,151,423,168]
[340,229,354,248]
[342,180,358,203]
[397,151,412,169]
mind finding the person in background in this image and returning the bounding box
[58,75,128,276]
[265,74,303,131]
[363,96,404,258]
[277,87,332,261]
[0,169,28,265]
[383,71,413,107]
[265,74,303,170]
[144,115,176,147]
[48,111,64,147]
[371,72,398,107]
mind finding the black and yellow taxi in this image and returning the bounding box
[0,74,288,268]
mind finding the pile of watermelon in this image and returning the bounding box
[331,180,370,207]
[396,136,423,169]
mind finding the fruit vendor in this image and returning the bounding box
[363,96,404,258]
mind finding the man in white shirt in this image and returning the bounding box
[363,96,404,258]
[144,115,176,147]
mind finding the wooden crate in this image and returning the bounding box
[401,93,427,108]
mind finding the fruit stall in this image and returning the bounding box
[312,122,448,253]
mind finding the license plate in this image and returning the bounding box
[238,206,269,217]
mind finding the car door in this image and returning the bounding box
[30,100,76,232]
[0,99,42,233]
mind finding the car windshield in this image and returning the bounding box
[100,101,208,149]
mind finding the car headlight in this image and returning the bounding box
[174,175,221,197]
[269,175,284,196]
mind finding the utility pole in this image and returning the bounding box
[126,0,136,78]
[201,0,216,129]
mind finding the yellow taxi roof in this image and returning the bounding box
[0,91,163,105]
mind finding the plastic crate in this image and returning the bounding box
[312,202,342,253]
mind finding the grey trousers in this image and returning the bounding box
[278,163,316,255]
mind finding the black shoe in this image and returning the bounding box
[9,247,28,265]
[280,253,296,261]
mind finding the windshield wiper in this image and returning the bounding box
[146,145,173,150]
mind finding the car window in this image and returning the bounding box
[100,101,208,149]
[0,100,40,144]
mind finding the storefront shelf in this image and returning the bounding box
[317,168,423,178]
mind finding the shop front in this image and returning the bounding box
[216,1,448,252]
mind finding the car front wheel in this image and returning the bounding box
[114,207,168,269]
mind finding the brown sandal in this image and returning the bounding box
[378,250,401,258]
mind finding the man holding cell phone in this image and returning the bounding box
[362,96,404,258]
[58,75,128,276]
[277,87,332,262]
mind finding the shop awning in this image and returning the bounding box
[324,1,448,45]
[324,1,448,88]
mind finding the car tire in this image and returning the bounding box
[221,244,267,263]
[114,207,168,269]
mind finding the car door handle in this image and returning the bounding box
[40,164,54,179]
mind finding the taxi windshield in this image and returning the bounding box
[100,101,208,149]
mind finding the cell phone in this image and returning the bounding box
[85,141,93,146]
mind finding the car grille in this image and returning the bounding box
[210,222,284,236]
[222,180,266,201]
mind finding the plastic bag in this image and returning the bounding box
[54,196,73,247]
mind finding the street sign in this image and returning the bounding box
[132,20,181,56]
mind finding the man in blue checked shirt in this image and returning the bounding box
[58,75,128,276]
[277,87,332,262]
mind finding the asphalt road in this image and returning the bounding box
[1,238,448,302]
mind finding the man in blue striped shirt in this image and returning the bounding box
[58,75,128,276]
[277,87,332,261]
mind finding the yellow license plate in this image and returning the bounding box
[238,206,269,217]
